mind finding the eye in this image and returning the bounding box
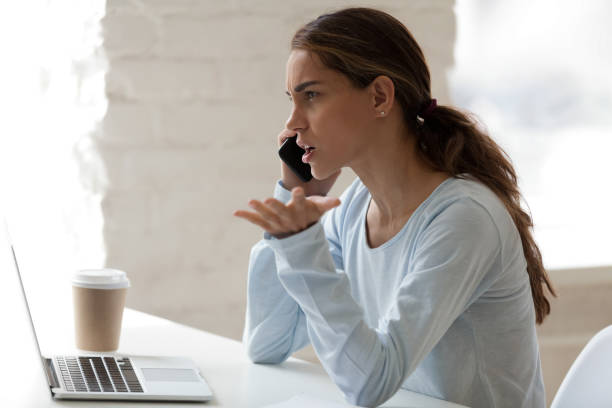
[305,91,318,101]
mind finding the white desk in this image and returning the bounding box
[1,258,468,407]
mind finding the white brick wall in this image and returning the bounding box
[92,0,456,341]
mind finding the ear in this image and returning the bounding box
[369,75,395,117]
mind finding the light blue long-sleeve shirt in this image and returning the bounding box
[243,176,545,408]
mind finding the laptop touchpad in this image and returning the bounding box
[142,368,200,382]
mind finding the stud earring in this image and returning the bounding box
[379,111,385,116]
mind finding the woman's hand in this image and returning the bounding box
[278,129,341,197]
[233,186,341,238]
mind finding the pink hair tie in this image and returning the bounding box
[419,98,437,119]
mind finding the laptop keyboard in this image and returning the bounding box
[55,356,144,393]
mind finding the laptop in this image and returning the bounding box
[1,224,213,402]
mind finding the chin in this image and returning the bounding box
[310,166,335,181]
[310,170,324,181]
[310,165,323,180]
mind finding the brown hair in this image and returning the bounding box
[292,7,555,323]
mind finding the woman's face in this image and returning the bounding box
[285,50,376,180]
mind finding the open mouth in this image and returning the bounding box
[302,146,316,163]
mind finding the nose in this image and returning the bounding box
[285,104,307,135]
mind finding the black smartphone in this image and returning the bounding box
[278,135,313,182]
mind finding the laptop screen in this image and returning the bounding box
[1,222,53,395]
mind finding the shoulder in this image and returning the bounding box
[408,180,506,275]
[426,177,512,227]
[418,176,521,253]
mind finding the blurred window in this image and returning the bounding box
[450,0,612,269]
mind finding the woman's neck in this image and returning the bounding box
[351,129,449,227]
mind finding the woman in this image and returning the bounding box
[233,8,555,408]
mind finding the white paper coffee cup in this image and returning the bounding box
[72,269,130,351]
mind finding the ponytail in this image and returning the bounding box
[415,105,556,323]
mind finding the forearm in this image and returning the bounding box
[243,239,309,364]
[268,223,407,407]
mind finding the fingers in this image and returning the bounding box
[288,187,308,229]
[247,200,283,228]
[264,197,294,225]
[308,196,342,214]
[234,190,341,236]
[278,129,297,147]
[234,198,296,235]
[233,210,273,231]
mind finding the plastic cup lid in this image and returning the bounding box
[72,269,130,290]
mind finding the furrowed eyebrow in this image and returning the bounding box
[285,80,322,96]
